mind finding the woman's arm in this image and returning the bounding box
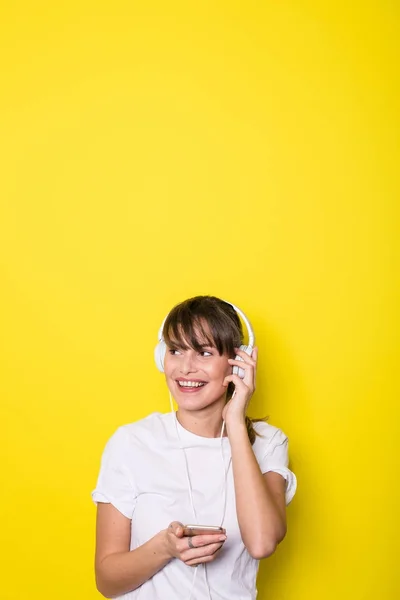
[95,503,171,598]
[227,421,287,559]
[223,347,288,560]
[95,505,227,598]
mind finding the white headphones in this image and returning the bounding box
[154,299,255,379]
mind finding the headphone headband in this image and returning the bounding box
[157,299,254,348]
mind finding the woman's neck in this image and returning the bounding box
[176,402,227,438]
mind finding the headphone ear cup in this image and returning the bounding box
[154,340,167,373]
[232,344,253,379]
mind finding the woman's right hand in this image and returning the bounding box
[164,521,227,566]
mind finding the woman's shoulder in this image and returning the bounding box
[96,413,174,473]
[252,419,289,448]
[115,412,173,444]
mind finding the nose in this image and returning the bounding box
[180,351,197,374]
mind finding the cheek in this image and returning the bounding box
[163,354,174,377]
[210,360,231,382]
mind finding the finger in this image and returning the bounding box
[252,348,258,385]
[182,541,224,562]
[234,348,257,365]
[168,521,184,537]
[184,546,223,566]
[223,374,249,390]
[228,359,255,388]
[192,534,227,547]
[228,359,254,370]
[222,372,254,392]
[180,533,226,550]
[227,360,252,381]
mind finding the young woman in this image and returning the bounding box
[92,296,297,599]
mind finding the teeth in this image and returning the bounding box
[178,381,206,388]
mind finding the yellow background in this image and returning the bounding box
[1,1,399,599]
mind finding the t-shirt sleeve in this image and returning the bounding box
[91,426,137,519]
[259,428,297,505]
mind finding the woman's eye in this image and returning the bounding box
[200,351,212,357]
[168,349,181,355]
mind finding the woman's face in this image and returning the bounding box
[163,339,232,412]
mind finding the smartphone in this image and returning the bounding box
[183,524,225,537]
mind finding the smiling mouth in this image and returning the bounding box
[176,380,207,389]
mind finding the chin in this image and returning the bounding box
[172,386,225,412]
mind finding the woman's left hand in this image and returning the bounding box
[222,347,258,426]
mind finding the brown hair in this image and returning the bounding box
[163,295,267,445]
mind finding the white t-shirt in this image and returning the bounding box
[92,412,297,600]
